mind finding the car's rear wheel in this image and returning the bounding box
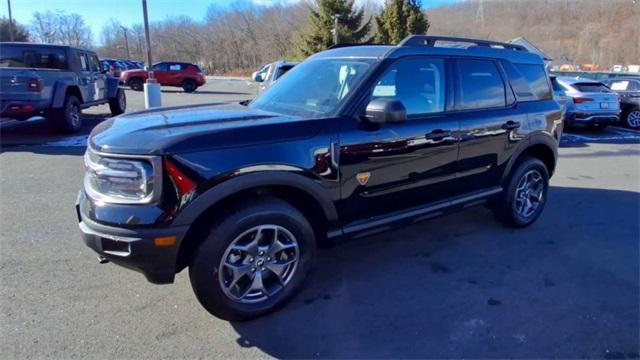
[182,79,197,93]
[54,95,82,133]
[624,109,640,129]
[128,78,144,91]
[494,156,549,228]
[108,88,126,116]
[189,198,315,321]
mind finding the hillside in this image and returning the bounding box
[427,0,640,67]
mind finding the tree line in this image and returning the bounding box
[1,0,637,74]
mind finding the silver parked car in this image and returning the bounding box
[251,60,299,95]
[552,77,620,129]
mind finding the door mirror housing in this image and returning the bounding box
[365,98,407,124]
[251,71,265,82]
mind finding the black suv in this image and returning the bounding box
[77,36,563,320]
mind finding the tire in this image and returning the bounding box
[182,79,197,93]
[493,156,549,228]
[108,88,126,116]
[128,77,144,91]
[624,108,640,129]
[189,197,316,321]
[53,95,82,133]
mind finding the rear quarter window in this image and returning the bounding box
[0,45,68,70]
[513,63,552,100]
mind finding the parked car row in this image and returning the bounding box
[551,75,640,129]
[100,58,144,77]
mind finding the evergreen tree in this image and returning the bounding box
[375,0,429,45]
[293,0,372,58]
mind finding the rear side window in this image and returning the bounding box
[457,59,506,110]
[573,82,611,93]
[77,53,89,71]
[168,63,182,71]
[0,45,67,70]
[550,77,563,91]
[514,64,552,100]
[501,60,536,101]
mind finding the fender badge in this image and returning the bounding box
[357,172,371,186]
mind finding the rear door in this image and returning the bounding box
[166,63,184,86]
[451,58,527,192]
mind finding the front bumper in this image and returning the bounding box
[76,192,189,284]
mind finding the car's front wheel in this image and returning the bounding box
[189,198,315,321]
[128,78,144,91]
[624,108,640,129]
[494,156,549,228]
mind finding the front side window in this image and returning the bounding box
[152,63,168,71]
[89,55,100,72]
[371,57,446,116]
[250,58,374,118]
[457,59,506,110]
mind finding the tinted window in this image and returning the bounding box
[152,63,168,71]
[457,59,505,110]
[550,77,563,91]
[514,63,552,100]
[573,83,611,93]
[0,45,67,69]
[501,60,536,101]
[372,57,446,116]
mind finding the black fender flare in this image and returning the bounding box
[500,134,558,183]
[51,81,82,108]
[171,171,339,227]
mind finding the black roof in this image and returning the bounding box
[0,41,94,53]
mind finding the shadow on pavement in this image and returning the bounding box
[231,186,639,358]
[560,126,640,148]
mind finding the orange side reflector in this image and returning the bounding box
[154,236,177,247]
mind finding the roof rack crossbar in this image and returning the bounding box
[398,35,528,52]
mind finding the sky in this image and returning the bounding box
[1,0,460,45]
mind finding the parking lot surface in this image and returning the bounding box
[1,80,639,359]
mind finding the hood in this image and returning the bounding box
[89,102,318,155]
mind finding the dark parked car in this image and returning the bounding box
[601,78,640,129]
[120,61,206,92]
[77,36,562,320]
[1,42,126,133]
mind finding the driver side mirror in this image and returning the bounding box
[365,98,407,124]
[251,71,265,82]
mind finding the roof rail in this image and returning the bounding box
[398,35,528,52]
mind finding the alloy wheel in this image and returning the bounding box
[513,169,544,218]
[627,110,640,128]
[218,225,299,304]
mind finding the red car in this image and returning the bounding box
[120,62,206,93]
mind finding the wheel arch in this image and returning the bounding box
[173,171,339,272]
[502,138,557,184]
[51,82,83,108]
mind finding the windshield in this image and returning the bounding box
[250,58,375,118]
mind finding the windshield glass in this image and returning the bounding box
[250,58,375,118]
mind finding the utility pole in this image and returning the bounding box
[333,14,340,45]
[120,26,131,59]
[7,0,14,41]
[141,0,161,108]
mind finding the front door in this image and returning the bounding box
[151,63,169,84]
[76,52,96,102]
[338,57,460,225]
[88,54,106,101]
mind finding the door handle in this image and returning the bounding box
[502,121,521,130]
[425,129,451,141]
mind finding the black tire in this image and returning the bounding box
[128,77,144,91]
[108,88,126,116]
[493,156,549,228]
[182,79,197,93]
[53,95,82,133]
[623,108,640,129]
[189,197,316,321]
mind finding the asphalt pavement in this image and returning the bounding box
[1,80,639,359]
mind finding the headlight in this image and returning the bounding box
[84,150,160,204]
